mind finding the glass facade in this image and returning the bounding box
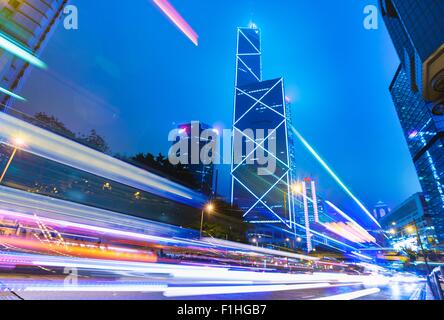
[380,193,437,249]
[175,122,215,196]
[382,0,444,244]
[0,0,67,109]
[231,27,293,232]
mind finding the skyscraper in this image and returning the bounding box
[176,122,215,196]
[380,193,437,250]
[231,25,294,246]
[381,0,444,244]
[301,178,320,252]
[0,0,68,109]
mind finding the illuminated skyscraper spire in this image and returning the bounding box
[231,25,293,246]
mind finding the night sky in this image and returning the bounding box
[13,0,421,223]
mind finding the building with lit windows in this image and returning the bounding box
[381,0,444,244]
[231,25,294,247]
[380,193,438,250]
[175,122,215,196]
[0,0,68,109]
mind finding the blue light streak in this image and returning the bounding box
[290,126,382,228]
[0,86,26,101]
[0,31,47,69]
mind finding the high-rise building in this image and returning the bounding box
[299,178,321,252]
[0,0,68,109]
[381,0,444,244]
[175,122,215,196]
[380,193,438,250]
[231,25,294,246]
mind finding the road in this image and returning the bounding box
[0,266,424,300]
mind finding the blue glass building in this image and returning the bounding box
[0,0,68,109]
[231,26,295,246]
[381,0,444,244]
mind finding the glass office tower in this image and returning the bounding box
[381,0,444,244]
[176,122,215,196]
[0,0,68,109]
[231,25,294,246]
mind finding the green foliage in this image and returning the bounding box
[33,112,110,153]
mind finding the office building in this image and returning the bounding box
[381,193,438,250]
[0,0,68,109]
[176,122,215,196]
[231,25,294,247]
[381,0,444,243]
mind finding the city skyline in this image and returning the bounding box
[6,0,420,211]
[0,0,442,302]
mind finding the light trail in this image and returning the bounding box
[152,0,199,46]
[351,251,373,261]
[202,237,319,262]
[0,86,26,102]
[0,31,47,69]
[0,208,198,247]
[0,112,206,206]
[0,252,388,285]
[163,283,333,297]
[314,288,381,300]
[291,187,373,244]
[289,221,359,251]
[24,284,167,293]
[0,186,197,240]
[325,201,375,240]
[290,126,381,228]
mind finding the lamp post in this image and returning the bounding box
[200,203,214,238]
[0,137,25,184]
[409,220,431,275]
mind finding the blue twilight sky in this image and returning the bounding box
[14,0,421,223]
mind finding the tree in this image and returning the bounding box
[129,152,199,190]
[198,199,248,243]
[33,112,76,139]
[32,112,110,154]
[79,129,110,153]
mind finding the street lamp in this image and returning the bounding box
[406,225,415,234]
[0,137,25,184]
[200,202,214,238]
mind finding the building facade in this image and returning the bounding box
[381,0,444,244]
[175,122,215,196]
[380,193,437,250]
[0,0,68,109]
[231,25,294,246]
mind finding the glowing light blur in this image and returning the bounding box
[290,126,381,228]
[325,201,376,243]
[0,208,198,247]
[163,283,333,297]
[0,86,26,101]
[314,288,381,300]
[152,0,199,46]
[0,112,206,206]
[0,31,47,69]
